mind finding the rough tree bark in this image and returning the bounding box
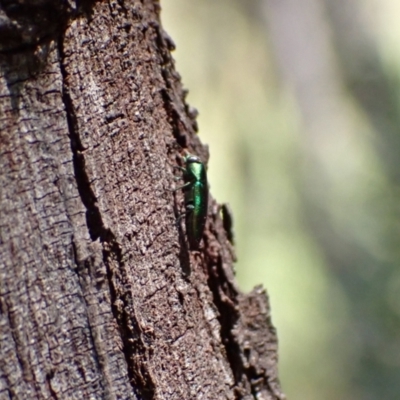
[0,1,284,399]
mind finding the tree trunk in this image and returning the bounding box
[0,1,284,399]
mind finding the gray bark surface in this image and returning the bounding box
[0,1,284,399]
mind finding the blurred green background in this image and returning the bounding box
[162,0,400,399]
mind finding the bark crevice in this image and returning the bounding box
[103,241,157,400]
[58,30,156,400]
[58,35,107,242]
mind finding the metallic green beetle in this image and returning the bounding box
[175,154,208,250]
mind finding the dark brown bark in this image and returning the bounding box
[0,1,284,399]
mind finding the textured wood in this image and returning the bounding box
[0,1,285,399]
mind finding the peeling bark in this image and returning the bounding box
[0,1,285,399]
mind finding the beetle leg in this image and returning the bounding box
[168,180,194,192]
[185,203,195,212]
[175,203,194,227]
